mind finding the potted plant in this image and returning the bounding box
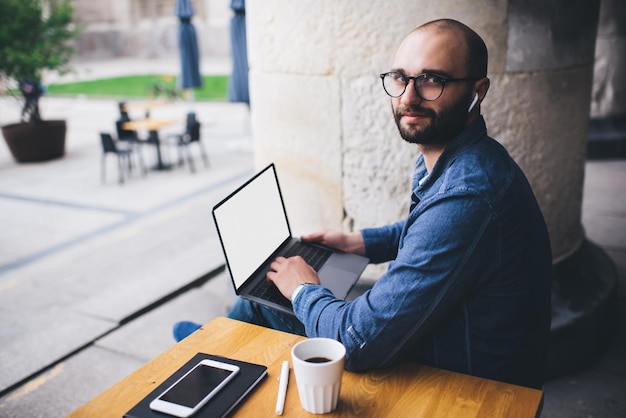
[0,0,79,162]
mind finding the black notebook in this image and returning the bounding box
[124,353,268,418]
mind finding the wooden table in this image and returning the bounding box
[123,118,182,171]
[69,317,543,418]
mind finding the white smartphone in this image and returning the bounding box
[149,359,240,417]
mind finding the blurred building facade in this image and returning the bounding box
[71,0,232,60]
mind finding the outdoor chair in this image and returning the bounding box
[116,102,149,143]
[100,132,146,184]
[115,118,141,142]
[115,113,150,164]
[115,114,151,144]
[165,112,209,173]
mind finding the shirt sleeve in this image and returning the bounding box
[292,191,494,371]
[361,220,405,263]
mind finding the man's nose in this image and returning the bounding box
[400,80,422,105]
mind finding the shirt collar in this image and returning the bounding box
[412,116,488,194]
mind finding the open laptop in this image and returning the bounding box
[212,163,369,315]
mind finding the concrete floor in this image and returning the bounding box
[0,90,253,417]
[540,159,626,418]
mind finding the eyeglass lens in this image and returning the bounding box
[381,73,443,101]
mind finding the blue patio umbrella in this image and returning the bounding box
[228,0,249,104]
[175,0,202,91]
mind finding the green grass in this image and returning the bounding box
[46,74,229,101]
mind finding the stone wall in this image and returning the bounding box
[247,0,600,263]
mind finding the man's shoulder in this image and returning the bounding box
[441,137,515,195]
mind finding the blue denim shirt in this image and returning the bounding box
[292,116,552,389]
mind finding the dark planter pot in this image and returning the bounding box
[1,120,66,163]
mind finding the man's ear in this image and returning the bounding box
[475,77,490,104]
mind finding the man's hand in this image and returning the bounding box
[267,229,365,300]
[267,256,320,300]
[301,229,366,255]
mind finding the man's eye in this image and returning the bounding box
[423,76,440,84]
[392,74,407,83]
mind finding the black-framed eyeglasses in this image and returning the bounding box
[380,71,480,101]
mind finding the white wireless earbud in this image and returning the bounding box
[468,93,479,113]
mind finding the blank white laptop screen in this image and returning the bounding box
[213,167,290,289]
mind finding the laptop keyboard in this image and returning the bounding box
[282,242,332,271]
[249,243,333,309]
[250,280,292,308]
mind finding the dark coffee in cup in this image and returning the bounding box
[305,356,331,363]
[292,338,346,413]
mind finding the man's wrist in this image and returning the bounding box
[290,282,313,302]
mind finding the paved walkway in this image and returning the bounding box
[0,57,253,417]
[0,58,624,417]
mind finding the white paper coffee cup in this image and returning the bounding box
[291,338,346,414]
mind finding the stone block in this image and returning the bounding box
[247,0,509,76]
[250,70,344,232]
[506,0,600,72]
[341,74,418,230]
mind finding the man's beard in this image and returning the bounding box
[393,92,472,147]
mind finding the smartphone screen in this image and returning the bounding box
[158,363,236,408]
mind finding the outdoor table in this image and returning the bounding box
[122,100,168,118]
[123,118,182,171]
[68,317,543,417]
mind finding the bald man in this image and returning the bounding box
[190,19,552,389]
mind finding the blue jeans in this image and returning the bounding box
[227,298,306,336]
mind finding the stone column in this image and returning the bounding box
[246,0,614,376]
[592,0,626,118]
[589,0,626,157]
